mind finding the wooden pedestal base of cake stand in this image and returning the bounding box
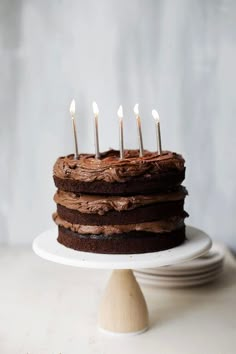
[98,269,149,335]
[33,226,211,336]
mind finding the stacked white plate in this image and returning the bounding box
[134,243,225,288]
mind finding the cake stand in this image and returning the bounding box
[32,225,211,336]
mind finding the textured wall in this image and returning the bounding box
[1,0,236,249]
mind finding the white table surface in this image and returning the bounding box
[0,244,236,354]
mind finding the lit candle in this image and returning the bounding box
[117,105,124,159]
[133,103,144,157]
[69,99,79,159]
[152,109,162,154]
[92,101,100,159]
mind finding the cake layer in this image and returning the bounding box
[54,187,187,214]
[53,150,185,195]
[54,172,185,195]
[57,226,186,254]
[53,212,185,235]
[57,201,188,225]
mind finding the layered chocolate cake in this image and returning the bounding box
[53,149,188,254]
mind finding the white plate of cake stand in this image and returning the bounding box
[32,225,211,336]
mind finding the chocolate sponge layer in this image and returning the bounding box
[53,168,185,195]
[57,201,188,225]
[57,225,186,254]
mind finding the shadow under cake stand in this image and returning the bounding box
[32,225,211,336]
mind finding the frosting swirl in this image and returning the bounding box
[54,187,187,215]
[53,212,184,235]
[53,149,185,183]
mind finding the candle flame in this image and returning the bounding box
[70,99,75,116]
[117,105,123,119]
[134,103,139,116]
[92,101,99,116]
[152,109,160,122]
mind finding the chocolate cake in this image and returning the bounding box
[53,149,188,254]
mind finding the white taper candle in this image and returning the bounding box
[69,99,79,159]
[152,109,162,154]
[92,101,100,159]
[117,105,124,159]
[134,103,144,157]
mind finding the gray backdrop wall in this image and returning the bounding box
[1,0,235,250]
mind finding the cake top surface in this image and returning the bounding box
[53,149,185,183]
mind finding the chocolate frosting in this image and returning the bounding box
[54,187,187,215]
[53,149,185,183]
[53,212,184,235]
